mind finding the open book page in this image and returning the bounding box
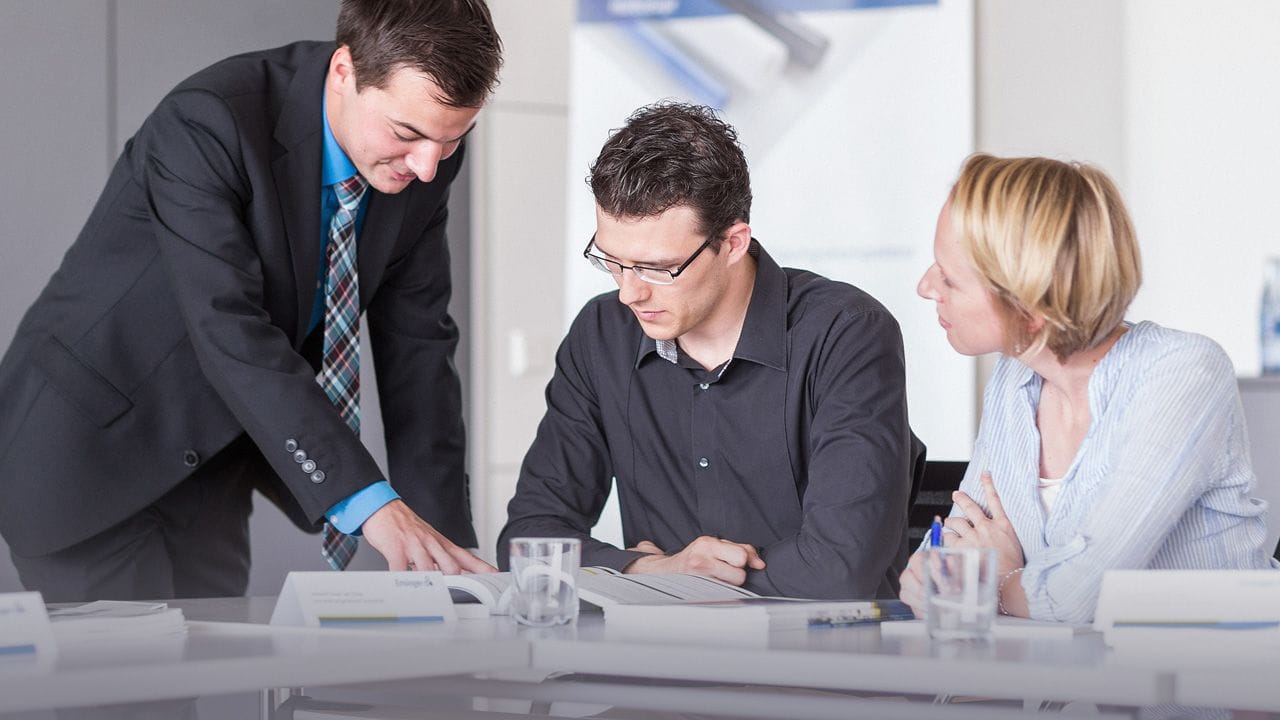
[576,569,758,606]
[446,573,514,606]
[442,567,756,614]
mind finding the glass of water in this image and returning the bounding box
[508,537,580,627]
[924,545,997,641]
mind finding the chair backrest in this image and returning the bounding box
[907,460,968,549]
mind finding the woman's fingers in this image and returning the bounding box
[952,490,991,524]
[980,472,1010,522]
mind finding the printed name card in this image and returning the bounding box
[0,592,55,671]
[270,571,457,628]
[1095,569,1280,632]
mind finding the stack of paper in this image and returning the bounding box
[47,601,187,643]
[604,597,914,637]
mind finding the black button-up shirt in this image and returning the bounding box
[499,241,920,599]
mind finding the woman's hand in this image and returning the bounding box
[945,472,1025,577]
[898,550,926,617]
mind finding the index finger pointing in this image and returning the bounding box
[452,546,498,574]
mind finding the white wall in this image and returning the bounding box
[1123,0,1280,377]
[469,1,574,559]
[976,0,1125,176]
[972,0,1126,399]
[976,0,1280,379]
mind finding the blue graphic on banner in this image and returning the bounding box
[579,0,935,23]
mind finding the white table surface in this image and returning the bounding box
[0,597,528,714]
[515,614,1172,707]
[5,596,1274,715]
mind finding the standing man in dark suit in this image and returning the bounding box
[0,0,501,602]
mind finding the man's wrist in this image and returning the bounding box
[623,553,663,574]
[326,482,400,535]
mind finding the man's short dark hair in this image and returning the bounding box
[336,0,502,108]
[588,102,752,248]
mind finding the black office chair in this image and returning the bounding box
[906,460,968,549]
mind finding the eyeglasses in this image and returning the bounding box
[583,233,715,286]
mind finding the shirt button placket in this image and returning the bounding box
[690,375,716,529]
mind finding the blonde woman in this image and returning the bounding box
[899,154,1278,624]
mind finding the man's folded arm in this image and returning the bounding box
[746,309,914,599]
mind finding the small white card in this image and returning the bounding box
[0,591,56,671]
[270,571,457,628]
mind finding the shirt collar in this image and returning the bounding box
[321,93,358,186]
[634,239,788,372]
[1010,320,1138,417]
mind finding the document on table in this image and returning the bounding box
[47,601,187,642]
[879,616,1092,640]
[576,567,757,606]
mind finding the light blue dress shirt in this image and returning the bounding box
[317,96,399,534]
[947,321,1278,624]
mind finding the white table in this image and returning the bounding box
[0,597,527,716]
[3,597,1269,719]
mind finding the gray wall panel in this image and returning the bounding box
[0,0,110,595]
[113,0,339,154]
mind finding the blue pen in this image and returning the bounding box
[929,515,951,584]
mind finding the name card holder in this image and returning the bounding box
[271,571,457,628]
[0,591,56,672]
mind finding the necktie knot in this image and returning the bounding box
[335,174,368,213]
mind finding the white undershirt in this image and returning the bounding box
[1038,476,1064,514]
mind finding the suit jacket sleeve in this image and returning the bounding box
[365,144,476,547]
[143,89,384,523]
[745,308,914,599]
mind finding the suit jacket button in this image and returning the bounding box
[310,471,326,484]
[301,460,317,473]
[182,450,200,468]
[293,450,307,463]
[285,439,298,453]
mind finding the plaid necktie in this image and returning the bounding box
[319,174,369,571]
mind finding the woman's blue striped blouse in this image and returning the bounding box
[949,321,1279,624]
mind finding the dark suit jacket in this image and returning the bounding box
[0,41,476,558]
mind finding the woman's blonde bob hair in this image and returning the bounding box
[948,153,1142,361]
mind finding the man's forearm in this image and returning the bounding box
[496,513,642,571]
[744,534,898,599]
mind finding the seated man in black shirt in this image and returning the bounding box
[499,102,922,599]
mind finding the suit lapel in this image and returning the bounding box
[357,190,407,304]
[271,44,333,344]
